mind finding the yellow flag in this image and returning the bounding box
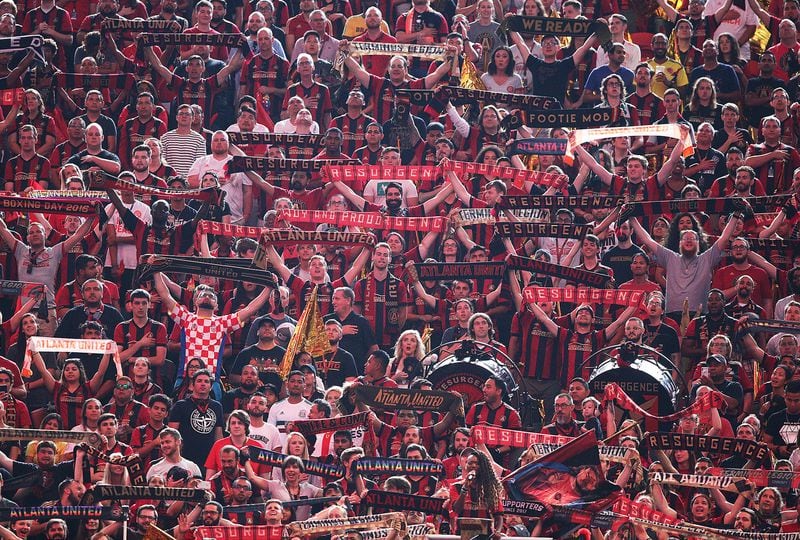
[279,285,332,378]
[460,58,486,91]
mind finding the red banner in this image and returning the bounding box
[278,209,448,232]
[522,287,644,307]
[471,424,573,448]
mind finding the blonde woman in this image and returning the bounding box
[389,330,426,387]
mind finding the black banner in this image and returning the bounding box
[134,255,278,289]
[495,221,592,239]
[500,195,623,211]
[354,386,463,414]
[502,108,613,131]
[414,262,506,280]
[397,87,561,110]
[646,432,770,462]
[365,490,445,514]
[507,138,568,156]
[226,132,323,147]
[294,412,369,437]
[94,485,211,503]
[227,156,361,173]
[503,16,611,42]
[353,457,444,477]
[247,446,345,478]
[0,196,97,216]
[0,35,45,64]
[137,32,252,58]
[0,506,129,522]
[507,254,611,288]
[101,19,182,32]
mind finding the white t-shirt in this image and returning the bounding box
[480,72,525,93]
[363,179,419,207]
[146,456,202,481]
[267,398,312,446]
[249,421,283,451]
[187,154,252,224]
[104,200,152,270]
[704,0,758,60]
[273,119,321,134]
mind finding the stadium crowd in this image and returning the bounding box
[0,0,800,538]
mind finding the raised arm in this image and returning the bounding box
[30,350,57,393]
[341,42,372,87]
[215,50,245,86]
[424,48,457,88]
[332,179,368,211]
[421,181,454,214]
[237,286,271,322]
[746,0,772,25]
[604,305,637,340]
[87,351,112,393]
[656,132,687,185]
[152,271,178,314]
[630,217,662,253]
[712,0,735,24]
[0,218,20,253]
[62,209,98,252]
[570,132,613,186]
[654,0,680,20]
[144,47,174,85]
[265,245,293,283]
[528,301,559,335]
[343,247,372,285]
[508,31,531,64]
[715,212,744,249]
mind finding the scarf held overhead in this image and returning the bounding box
[472,424,574,448]
[259,229,376,247]
[646,432,771,461]
[0,428,101,446]
[354,385,463,415]
[277,209,449,233]
[603,382,726,423]
[227,156,360,173]
[320,164,440,185]
[286,513,405,537]
[0,35,45,63]
[247,446,345,478]
[90,172,218,202]
[353,457,444,477]
[397,87,561,110]
[0,196,97,216]
[226,132,323,147]
[506,138,568,156]
[495,222,592,239]
[413,262,506,280]
[365,490,445,514]
[136,32,252,57]
[293,412,370,437]
[502,108,614,131]
[94,485,212,503]
[523,286,644,307]
[134,256,278,289]
[565,124,695,165]
[507,255,611,288]
[0,506,129,521]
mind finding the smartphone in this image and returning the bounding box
[701,367,709,379]
[197,480,211,490]
[0,385,8,394]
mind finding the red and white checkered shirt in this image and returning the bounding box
[170,304,242,375]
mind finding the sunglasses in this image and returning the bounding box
[116,383,132,390]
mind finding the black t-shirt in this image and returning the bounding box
[643,322,680,366]
[12,460,74,505]
[601,244,644,286]
[168,397,224,470]
[323,311,376,372]
[316,348,359,387]
[231,344,286,389]
[525,55,576,100]
[765,409,800,447]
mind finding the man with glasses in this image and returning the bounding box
[582,43,635,106]
[223,478,261,523]
[542,393,583,437]
[131,506,158,539]
[55,278,124,340]
[509,25,604,101]
[161,105,210,178]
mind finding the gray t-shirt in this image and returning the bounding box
[654,243,722,314]
[14,242,64,308]
[467,21,505,68]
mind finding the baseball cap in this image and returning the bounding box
[707,354,727,365]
